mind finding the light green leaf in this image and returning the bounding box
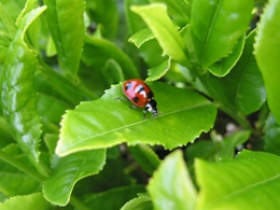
[120,196,153,210]
[264,113,280,156]
[146,58,171,81]
[83,185,146,210]
[0,3,16,37]
[196,150,280,209]
[190,0,254,68]
[56,82,217,156]
[218,130,251,159]
[254,0,280,125]
[1,6,47,172]
[147,150,197,210]
[44,0,84,75]
[208,34,245,77]
[128,144,160,175]
[128,28,154,48]
[43,149,106,206]
[0,193,51,210]
[131,3,190,67]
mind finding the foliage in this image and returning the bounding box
[0,0,279,209]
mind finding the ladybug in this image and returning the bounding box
[117,79,158,119]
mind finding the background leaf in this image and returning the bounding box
[120,196,153,210]
[44,0,84,75]
[43,149,106,206]
[56,82,217,156]
[196,150,280,209]
[264,113,280,156]
[147,150,197,210]
[190,0,254,68]
[254,0,280,125]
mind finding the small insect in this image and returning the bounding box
[116,79,158,119]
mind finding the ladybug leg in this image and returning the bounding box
[114,97,129,101]
[129,105,139,109]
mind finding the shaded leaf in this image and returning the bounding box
[131,3,190,67]
[264,113,280,156]
[120,196,153,210]
[44,0,84,75]
[254,0,280,124]
[43,149,106,206]
[190,0,254,68]
[56,82,217,156]
[196,150,280,209]
[147,150,197,210]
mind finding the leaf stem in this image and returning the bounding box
[69,195,91,210]
[0,149,46,182]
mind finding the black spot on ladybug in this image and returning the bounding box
[147,91,153,99]
[125,82,132,91]
[135,85,145,93]
[133,96,139,103]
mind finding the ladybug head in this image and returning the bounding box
[145,99,158,117]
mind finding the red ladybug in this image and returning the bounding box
[117,79,158,119]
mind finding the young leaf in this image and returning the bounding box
[121,196,153,210]
[255,0,280,125]
[1,6,47,172]
[147,150,197,210]
[43,149,106,206]
[146,58,171,81]
[0,193,51,210]
[190,0,254,68]
[131,3,191,67]
[196,150,280,209]
[264,113,280,156]
[44,0,84,75]
[128,28,154,48]
[56,82,217,156]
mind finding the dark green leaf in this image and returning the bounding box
[56,82,217,156]
[147,150,197,210]
[128,144,160,175]
[196,150,280,209]
[264,113,280,156]
[190,0,254,68]
[44,0,84,75]
[43,149,106,206]
[254,0,280,124]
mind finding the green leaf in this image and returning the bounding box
[149,0,190,27]
[254,0,280,125]
[131,3,190,67]
[190,0,254,68]
[146,58,171,81]
[128,144,160,175]
[264,113,280,156]
[208,34,245,77]
[83,185,146,210]
[147,150,197,210]
[196,150,280,209]
[0,193,51,210]
[121,196,153,210]
[82,36,139,80]
[0,3,16,37]
[56,82,217,156]
[218,130,251,159]
[44,0,84,75]
[43,149,106,206]
[1,6,47,171]
[128,28,154,48]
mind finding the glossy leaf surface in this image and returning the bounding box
[255,0,280,124]
[56,82,217,156]
[43,149,106,206]
[148,150,197,210]
[196,150,280,209]
[44,0,84,75]
[131,3,190,67]
[1,6,46,169]
[190,0,254,68]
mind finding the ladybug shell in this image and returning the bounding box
[123,79,154,108]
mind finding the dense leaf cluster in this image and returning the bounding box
[0,0,279,209]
